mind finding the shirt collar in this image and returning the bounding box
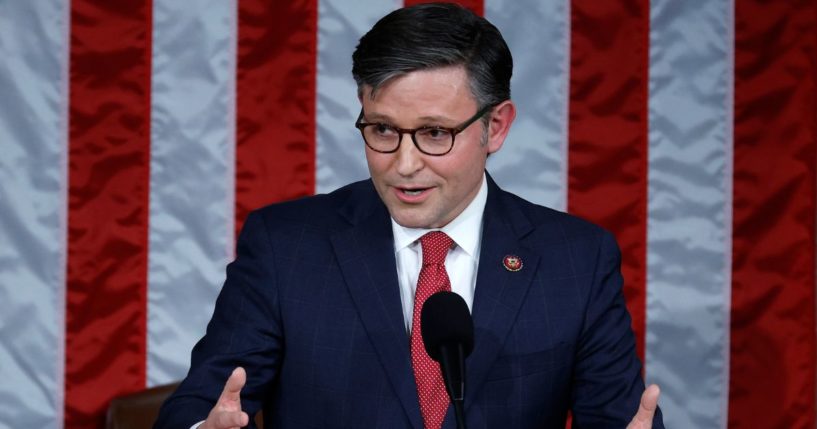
[391,173,487,257]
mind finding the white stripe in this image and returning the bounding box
[0,1,69,427]
[646,0,734,427]
[485,0,571,210]
[147,0,238,387]
[315,0,401,194]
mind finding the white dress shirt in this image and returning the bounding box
[391,174,487,335]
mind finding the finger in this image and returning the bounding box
[217,367,246,404]
[628,384,660,428]
[213,410,249,429]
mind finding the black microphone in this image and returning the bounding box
[421,291,474,429]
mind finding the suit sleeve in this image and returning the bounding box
[154,211,283,429]
[570,231,664,428]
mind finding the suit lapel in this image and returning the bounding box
[330,187,424,429]
[465,178,540,409]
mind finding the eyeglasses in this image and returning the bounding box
[354,105,493,156]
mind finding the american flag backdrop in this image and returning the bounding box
[0,0,815,427]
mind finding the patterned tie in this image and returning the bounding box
[411,231,454,429]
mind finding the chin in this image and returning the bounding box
[391,216,426,229]
[389,211,433,229]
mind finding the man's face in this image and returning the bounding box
[360,66,509,229]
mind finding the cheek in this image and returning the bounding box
[443,148,486,183]
[365,152,388,177]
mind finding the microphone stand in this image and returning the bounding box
[439,343,467,429]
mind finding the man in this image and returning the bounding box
[155,3,663,428]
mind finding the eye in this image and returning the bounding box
[417,127,452,141]
[372,123,396,137]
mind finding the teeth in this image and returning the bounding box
[403,189,423,196]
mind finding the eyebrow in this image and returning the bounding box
[363,111,457,125]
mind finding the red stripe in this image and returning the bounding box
[729,0,817,426]
[235,0,317,234]
[404,0,483,17]
[567,0,650,361]
[65,0,152,426]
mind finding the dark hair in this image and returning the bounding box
[351,2,512,109]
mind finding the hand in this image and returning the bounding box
[626,384,660,429]
[201,367,250,429]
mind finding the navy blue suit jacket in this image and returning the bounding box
[155,176,663,428]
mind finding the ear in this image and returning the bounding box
[485,100,516,154]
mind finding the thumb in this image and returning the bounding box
[217,367,246,405]
[628,384,660,429]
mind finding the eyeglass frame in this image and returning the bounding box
[354,104,494,156]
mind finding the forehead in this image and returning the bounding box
[360,66,477,116]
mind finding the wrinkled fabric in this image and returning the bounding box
[64,0,153,426]
[566,0,650,364]
[485,0,570,209]
[147,0,237,387]
[0,2,70,428]
[315,0,399,194]
[728,0,817,427]
[234,0,318,233]
[646,0,734,427]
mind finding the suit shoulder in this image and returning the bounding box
[500,189,614,243]
[246,179,375,231]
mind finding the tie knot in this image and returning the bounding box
[419,231,453,266]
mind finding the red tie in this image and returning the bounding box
[411,231,454,429]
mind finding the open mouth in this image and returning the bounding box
[402,188,426,196]
[396,186,432,201]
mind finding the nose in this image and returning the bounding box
[394,132,424,177]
